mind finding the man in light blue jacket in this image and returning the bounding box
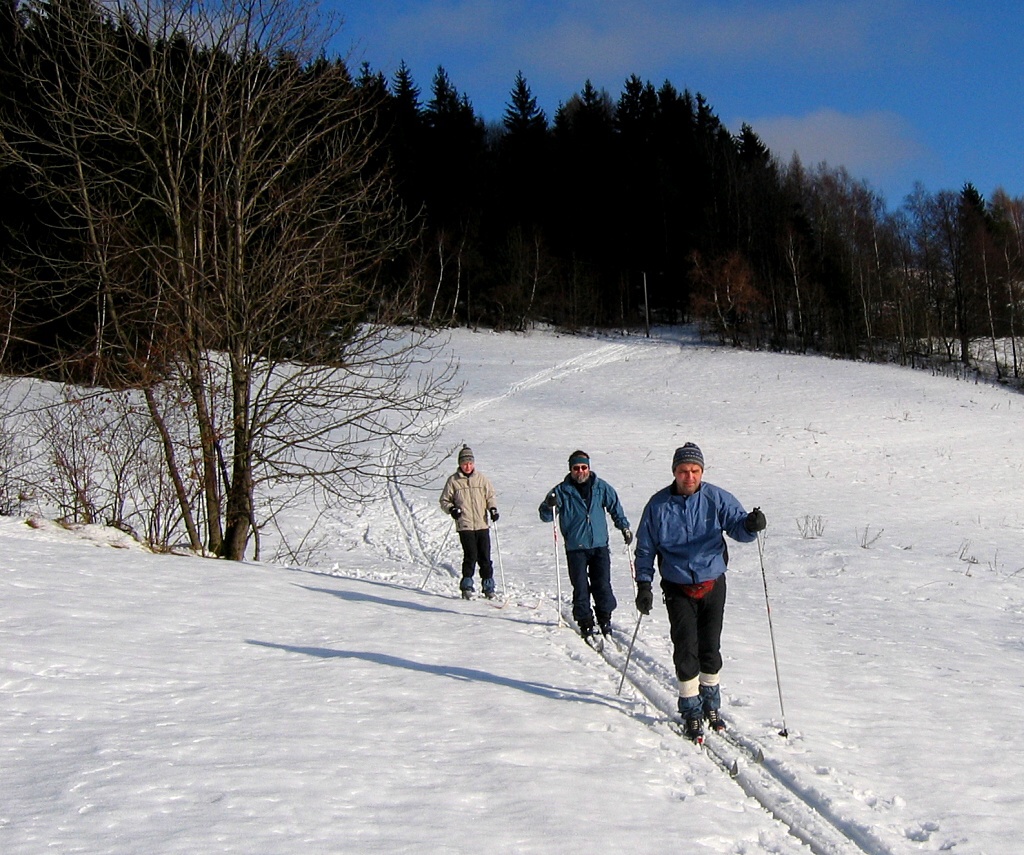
[634,442,766,743]
[539,450,632,644]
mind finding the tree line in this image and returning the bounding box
[5,0,1024,380]
[365,62,1024,381]
[1,0,1023,556]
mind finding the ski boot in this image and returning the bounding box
[700,682,726,733]
[459,577,475,600]
[683,716,705,743]
[481,578,496,599]
[580,621,604,652]
[678,695,705,744]
[705,709,726,733]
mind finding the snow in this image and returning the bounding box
[3,326,1024,854]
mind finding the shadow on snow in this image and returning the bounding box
[246,640,625,712]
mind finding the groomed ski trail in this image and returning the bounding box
[582,613,902,855]
[370,335,927,855]
[442,342,638,426]
[379,341,643,595]
[539,596,901,853]
[371,508,915,855]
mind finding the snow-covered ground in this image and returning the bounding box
[3,326,1023,854]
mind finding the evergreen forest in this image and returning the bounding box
[4,0,1024,389]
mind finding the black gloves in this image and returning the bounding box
[545,492,557,508]
[635,581,653,615]
[745,507,766,533]
[488,507,499,522]
[622,528,633,545]
[449,507,462,520]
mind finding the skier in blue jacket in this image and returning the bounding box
[539,450,632,645]
[634,442,766,743]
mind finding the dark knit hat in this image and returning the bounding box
[672,442,704,471]
[458,445,474,464]
[568,449,590,468]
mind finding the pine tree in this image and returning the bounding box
[496,70,549,220]
[423,65,485,226]
[503,71,546,136]
[385,60,426,209]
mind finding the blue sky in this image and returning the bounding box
[326,1,1023,209]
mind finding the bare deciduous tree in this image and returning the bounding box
[689,249,763,346]
[2,0,458,559]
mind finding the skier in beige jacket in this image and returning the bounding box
[439,445,499,599]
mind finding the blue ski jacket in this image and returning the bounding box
[538,473,630,552]
[634,482,756,586]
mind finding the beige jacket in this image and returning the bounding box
[439,469,497,531]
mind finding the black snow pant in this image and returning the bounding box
[458,529,493,585]
[565,546,616,627]
[662,574,727,683]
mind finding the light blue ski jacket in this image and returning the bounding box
[634,482,755,586]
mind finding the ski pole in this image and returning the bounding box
[491,519,507,594]
[551,514,566,627]
[420,520,455,590]
[757,531,789,737]
[616,613,644,695]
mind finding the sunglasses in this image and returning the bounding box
[571,464,589,472]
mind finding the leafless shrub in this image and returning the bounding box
[796,514,826,539]
[857,525,883,549]
[2,0,459,559]
[29,386,194,550]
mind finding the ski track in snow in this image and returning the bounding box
[441,342,635,426]
[594,621,899,855]
[364,337,941,854]
[534,589,901,855]
[370,339,942,855]
[385,453,434,568]
[374,514,920,855]
[380,341,642,591]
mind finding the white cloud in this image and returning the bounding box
[364,1,934,129]
[372,1,897,81]
[492,0,906,83]
[744,108,926,179]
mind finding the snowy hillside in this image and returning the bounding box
[3,327,1023,854]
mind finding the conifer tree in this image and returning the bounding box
[503,71,546,136]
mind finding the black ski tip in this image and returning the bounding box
[729,759,739,777]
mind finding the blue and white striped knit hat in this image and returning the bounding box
[672,442,704,471]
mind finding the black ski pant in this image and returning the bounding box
[565,546,616,627]
[662,574,727,683]
[458,529,493,582]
